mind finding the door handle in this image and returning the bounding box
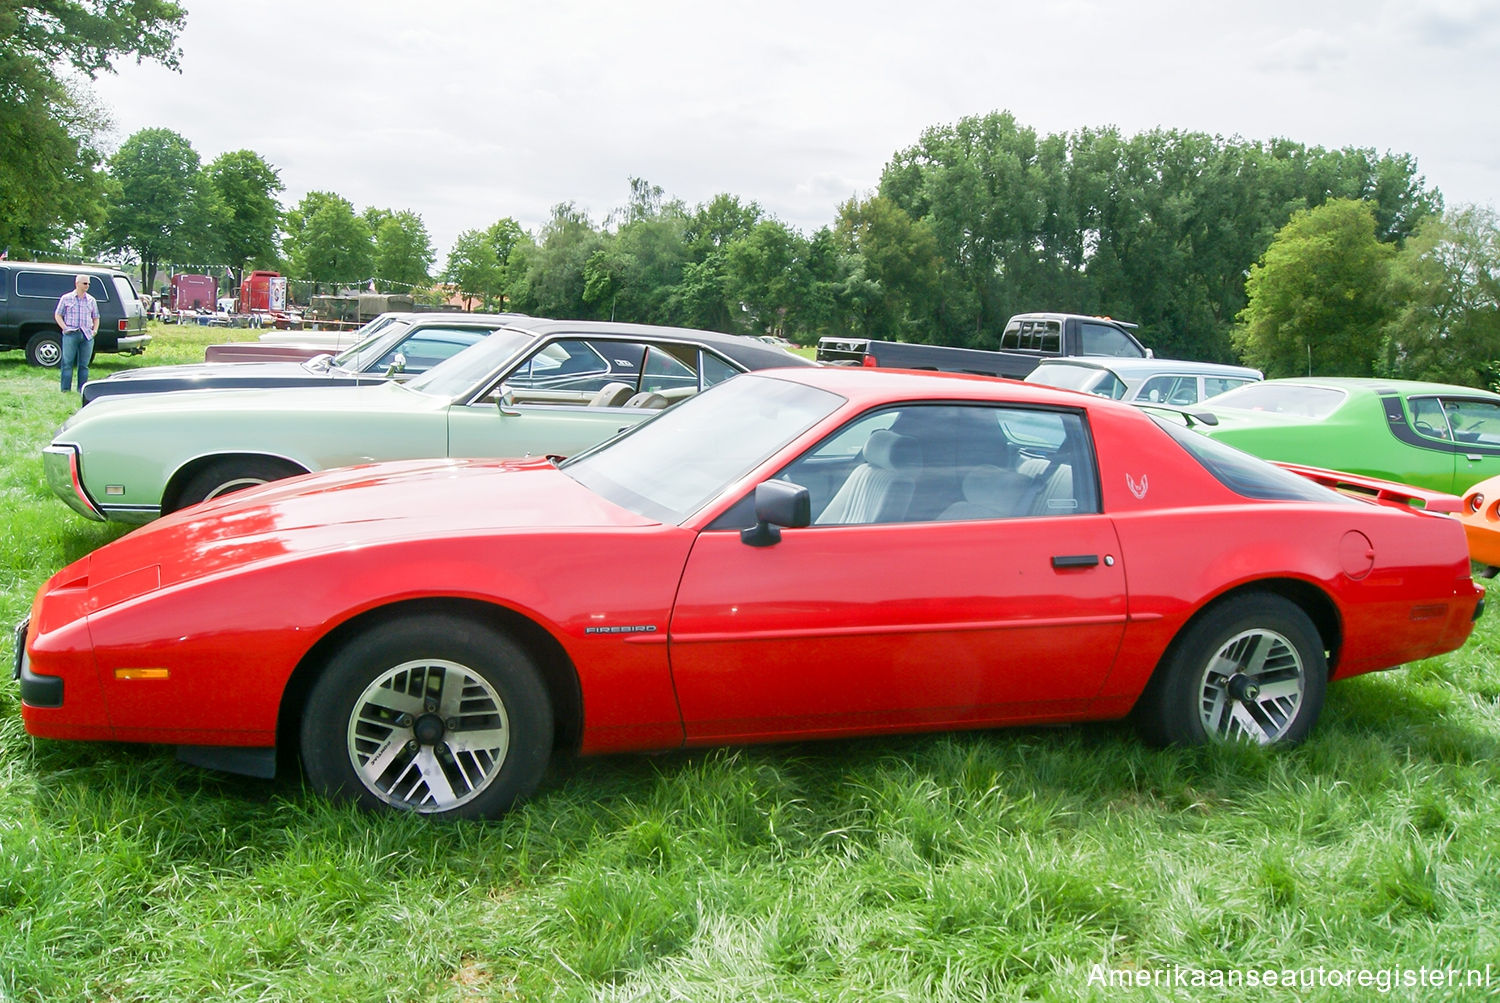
[1051,554,1099,569]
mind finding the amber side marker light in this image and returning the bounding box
[114,668,169,680]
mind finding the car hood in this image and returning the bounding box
[79,457,655,598]
[100,360,323,382]
[61,380,429,432]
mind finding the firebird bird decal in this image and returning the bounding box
[1126,473,1149,500]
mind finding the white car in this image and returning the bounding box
[1026,357,1262,406]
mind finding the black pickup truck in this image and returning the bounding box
[816,312,1150,379]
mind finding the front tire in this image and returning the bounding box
[173,457,303,511]
[26,332,62,368]
[300,615,553,818]
[1136,594,1327,747]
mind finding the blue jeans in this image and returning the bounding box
[61,330,94,392]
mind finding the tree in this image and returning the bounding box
[880,111,1053,347]
[373,209,434,288]
[834,196,940,340]
[203,150,282,286]
[723,219,812,337]
[878,112,1440,358]
[684,193,762,256]
[444,229,502,310]
[659,194,765,331]
[283,191,373,293]
[1380,205,1500,389]
[1232,199,1395,377]
[582,185,689,323]
[485,217,525,269]
[505,203,602,319]
[0,77,110,253]
[1,1,185,251]
[91,127,220,292]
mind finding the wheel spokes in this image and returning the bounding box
[347,658,511,812]
[360,684,426,719]
[1197,628,1306,745]
[409,746,457,806]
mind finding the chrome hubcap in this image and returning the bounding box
[204,476,270,501]
[1196,628,1305,744]
[347,658,510,812]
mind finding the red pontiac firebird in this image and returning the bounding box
[15,368,1484,819]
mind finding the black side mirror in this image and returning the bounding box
[741,480,811,547]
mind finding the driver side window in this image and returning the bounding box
[774,404,1097,526]
[1409,397,1452,440]
[1442,398,1500,445]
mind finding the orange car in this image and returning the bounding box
[1460,474,1500,572]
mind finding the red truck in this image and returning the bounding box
[169,273,217,312]
[239,270,287,312]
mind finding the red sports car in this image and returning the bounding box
[14,368,1484,819]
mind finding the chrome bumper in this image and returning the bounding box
[42,444,105,521]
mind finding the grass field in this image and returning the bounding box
[2,325,1498,1001]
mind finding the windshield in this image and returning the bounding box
[1200,381,1346,419]
[402,329,538,398]
[326,317,415,371]
[563,374,843,523]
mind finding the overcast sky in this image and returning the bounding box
[88,0,1500,264]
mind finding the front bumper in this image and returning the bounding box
[42,444,106,521]
[13,617,62,708]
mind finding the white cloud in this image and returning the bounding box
[88,0,1500,262]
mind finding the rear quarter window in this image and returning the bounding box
[16,271,112,302]
[1153,416,1351,503]
[111,275,140,304]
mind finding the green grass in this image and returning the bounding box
[3,326,1499,1000]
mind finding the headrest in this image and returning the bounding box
[863,429,921,470]
[624,391,670,409]
[962,465,1028,503]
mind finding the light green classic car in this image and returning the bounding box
[45,318,813,522]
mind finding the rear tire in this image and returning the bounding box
[1136,594,1326,747]
[173,457,302,511]
[300,615,553,819]
[26,332,62,368]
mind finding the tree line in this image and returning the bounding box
[4,5,1496,386]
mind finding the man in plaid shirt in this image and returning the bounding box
[53,274,100,394]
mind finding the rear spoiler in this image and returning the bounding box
[1134,403,1220,428]
[1275,462,1462,514]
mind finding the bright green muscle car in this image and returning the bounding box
[44,319,812,522]
[1189,377,1500,494]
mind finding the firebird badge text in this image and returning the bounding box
[585,625,660,635]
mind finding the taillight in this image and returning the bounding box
[862,354,877,367]
[117,319,128,331]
